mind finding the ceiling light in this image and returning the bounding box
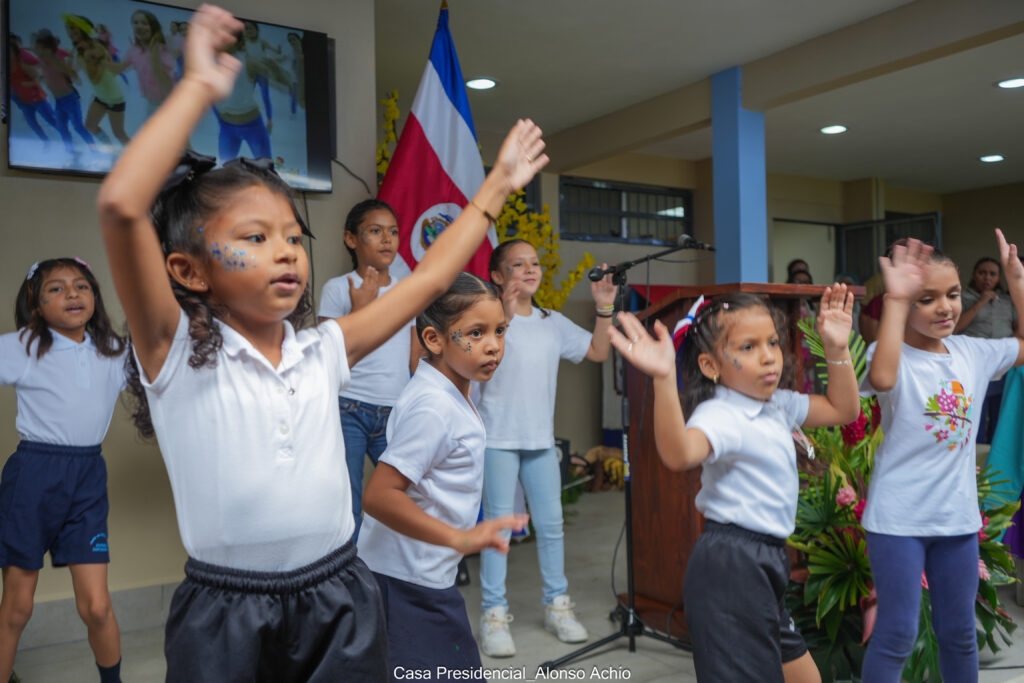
[466,78,497,90]
[820,125,847,135]
[980,155,1005,163]
[997,78,1024,89]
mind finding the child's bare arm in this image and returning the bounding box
[867,239,932,392]
[362,463,527,555]
[337,120,548,366]
[804,285,860,427]
[97,5,243,381]
[609,312,712,470]
[996,229,1024,367]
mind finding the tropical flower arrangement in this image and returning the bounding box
[787,320,1019,682]
[377,91,594,311]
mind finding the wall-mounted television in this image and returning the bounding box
[4,0,333,191]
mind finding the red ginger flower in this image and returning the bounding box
[841,410,869,447]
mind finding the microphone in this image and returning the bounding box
[676,234,716,251]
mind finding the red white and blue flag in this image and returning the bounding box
[378,5,494,278]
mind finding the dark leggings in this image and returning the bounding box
[863,532,979,682]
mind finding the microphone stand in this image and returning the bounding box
[539,246,697,673]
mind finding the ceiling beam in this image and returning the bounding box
[546,0,1024,172]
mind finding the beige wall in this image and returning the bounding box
[942,181,1024,283]
[0,0,376,602]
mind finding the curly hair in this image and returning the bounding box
[679,292,791,419]
[124,163,313,438]
[15,258,125,360]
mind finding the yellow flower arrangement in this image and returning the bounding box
[377,91,593,310]
[376,90,400,182]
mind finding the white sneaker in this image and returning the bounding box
[480,606,516,657]
[544,594,589,643]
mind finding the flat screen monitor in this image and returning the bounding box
[4,0,333,191]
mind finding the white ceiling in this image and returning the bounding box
[375,0,1023,194]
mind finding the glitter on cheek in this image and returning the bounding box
[210,242,257,272]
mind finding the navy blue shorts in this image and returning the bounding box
[165,541,389,682]
[372,571,482,680]
[0,440,110,570]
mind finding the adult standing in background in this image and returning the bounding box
[956,257,1017,444]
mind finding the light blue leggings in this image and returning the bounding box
[863,531,979,682]
[480,446,567,609]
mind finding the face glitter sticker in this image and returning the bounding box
[210,242,255,272]
[450,328,472,352]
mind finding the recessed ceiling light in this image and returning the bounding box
[980,155,1005,163]
[466,78,497,90]
[820,125,847,135]
[997,78,1024,89]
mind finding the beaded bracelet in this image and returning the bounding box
[826,358,852,366]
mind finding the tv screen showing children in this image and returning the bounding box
[6,0,333,191]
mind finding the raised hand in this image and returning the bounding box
[455,514,529,555]
[184,4,244,101]
[816,284,854,353]
[494,119,549,195]
[997,228,1024,290]
[500,279,523,321]
[348,267,381,312]
[879,238,932,302]
[608,312,675,380]
[591,264,617,308]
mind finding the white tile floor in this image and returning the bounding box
[11,487,1024,681]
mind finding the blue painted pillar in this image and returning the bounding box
[711,67,767,283]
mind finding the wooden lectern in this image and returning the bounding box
[622,282,864,640]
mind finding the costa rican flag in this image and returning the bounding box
[378,5,494,278]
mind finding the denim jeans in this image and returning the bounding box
[339,397,391,540]
[480,446,567,609]
[863,532,979,682]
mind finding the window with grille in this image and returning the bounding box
[559,176,693,245]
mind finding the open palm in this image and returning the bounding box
[816,284,854,351]
[494,120,549,194]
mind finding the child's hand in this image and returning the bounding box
[608,312,675,380]
[494,119,549,194]
[500,280,523,322]
[348,268,381,312]
[879,238,932,303]
[816,284,854,353]
[997,228,1024,289]
[591,264,617,308]
[455,514,529,555]
[184,4,244,101]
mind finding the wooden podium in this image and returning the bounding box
[621,282,864,640]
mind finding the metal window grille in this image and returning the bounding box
[559,176,693,245]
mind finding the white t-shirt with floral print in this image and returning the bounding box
[861,335,1018,536]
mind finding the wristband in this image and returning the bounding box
[469,199,497,225]
[595,311,614,318]
[825,358,852,366]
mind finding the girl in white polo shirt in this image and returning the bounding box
[318,198,418,540]
[610,286,860,683]
[476,238,616,656]
[359,273,528,679]
[96,6,548,680]
[860,234,1024,682]
[0,257,126,683]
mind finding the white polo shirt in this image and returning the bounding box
[478,309,591,450]
[136,310,355,571]
[318,271,412,407]
[0,330,125,446]
[861,336,1019,536]
[687,386,810,539]
[358,360,485,589]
